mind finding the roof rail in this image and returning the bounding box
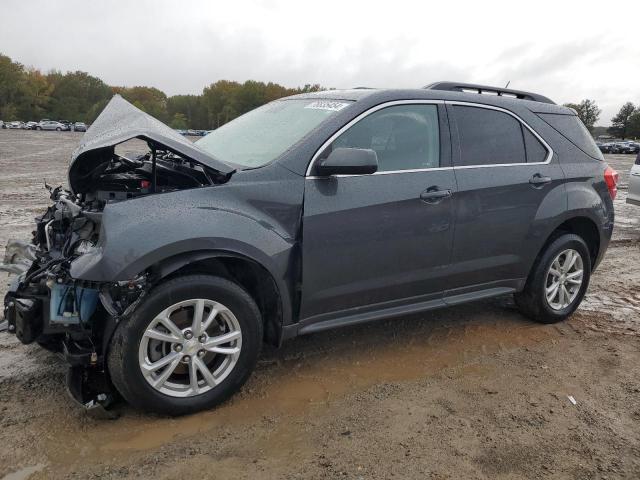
[423,81,555,105]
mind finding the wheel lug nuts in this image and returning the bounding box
[183,355,191,362]
[184,330,193,340]
[198,350,206,357]
[174,344,183,352]
[198,334,207,343]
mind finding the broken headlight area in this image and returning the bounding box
[1,95,235,414]
[1,183,153,413]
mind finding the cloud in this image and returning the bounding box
[1,0,638,125]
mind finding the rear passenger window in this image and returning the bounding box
[453,106,526,166]
[523,128,548,163]
[330,104,440,172]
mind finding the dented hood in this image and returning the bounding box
[68,95,233,191]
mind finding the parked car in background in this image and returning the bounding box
[8,121,25,129]
[58,120,72,131]
[3,85,616,415]
[36,120,67,131]
[24,121,39,130]
[597,142,611,154]
[625,142,640,154]
[629,152,640,206]
[0,120,5,129]
[73,122,87,132]
[610,142,639,154]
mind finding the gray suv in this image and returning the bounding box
[3,83,617,415]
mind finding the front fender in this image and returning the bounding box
[70,186,299,323]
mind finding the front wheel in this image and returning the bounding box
[107,275,263,415]
[515,234,591,324]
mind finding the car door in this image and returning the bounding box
[300,102,457,322]
[445,102,565,293]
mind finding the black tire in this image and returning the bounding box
[515,233,591,324]
[107,274,262,415]
[36,126,41,130]
[55,127,61,131]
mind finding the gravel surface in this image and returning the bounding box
[0,130,639,479]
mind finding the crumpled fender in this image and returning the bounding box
[70,182,300,325]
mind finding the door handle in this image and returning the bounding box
[420,188,452,204]
[529,174,552,187]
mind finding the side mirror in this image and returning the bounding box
[315,147,378,176]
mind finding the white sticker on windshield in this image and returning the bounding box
[305,101,350,112]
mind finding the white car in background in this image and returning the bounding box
[35,120,67,131]
[629,152,640,206]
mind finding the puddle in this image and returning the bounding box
[1,464,46,480]
[42,302,555,465]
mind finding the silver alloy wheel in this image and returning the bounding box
[138,299,242,397]
[545,249,584,310]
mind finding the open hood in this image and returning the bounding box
[68,95,233,191]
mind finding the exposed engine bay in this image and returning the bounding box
[2,95,235,414]
[2,149,228,414]
[69,148,226,202]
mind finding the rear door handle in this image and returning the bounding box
[420,188,452,204]
[529,174,552,187]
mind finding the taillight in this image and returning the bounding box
[604,165,619,200]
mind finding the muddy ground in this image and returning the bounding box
[0,130,639,479]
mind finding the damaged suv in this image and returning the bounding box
[3,83,616,415]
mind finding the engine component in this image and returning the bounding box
[49,284,99,326]
[7,298,43,344]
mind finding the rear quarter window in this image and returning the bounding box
[537,113,603,160]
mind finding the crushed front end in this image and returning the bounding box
[2,185,148,413]
[1,95,233,413]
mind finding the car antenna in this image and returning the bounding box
[505,81,511,88]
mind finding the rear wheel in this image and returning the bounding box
[515,234,591,324]
[108,275,262,415]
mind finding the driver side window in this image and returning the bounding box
[330,104,440,172]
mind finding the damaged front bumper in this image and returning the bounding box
[2,240,145,415]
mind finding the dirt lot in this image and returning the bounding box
[0,130,639,479]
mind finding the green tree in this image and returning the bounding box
[47,70,112,122]
[0,53,27,119]
[113,86,168,122]
[563,99,601,133]
[170,112,188,129]
[608,102,636,139]
[628,110,640,139]
[19,69,53,119]
[202,80,241,128]
[167,94,208,129]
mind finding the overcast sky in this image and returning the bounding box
[2,0,639,125]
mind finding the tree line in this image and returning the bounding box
[562,99,640,139]
[2,52,640,136]
[0,53,321,129]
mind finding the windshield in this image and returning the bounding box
[196,99,352,168]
